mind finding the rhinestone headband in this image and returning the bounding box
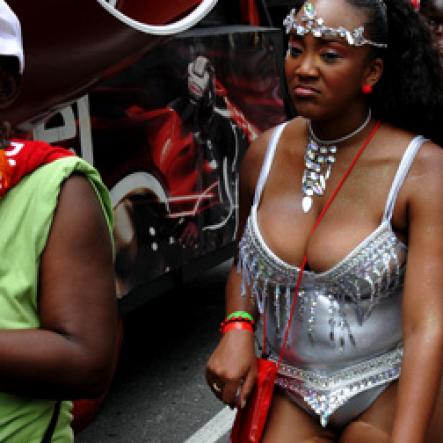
[283,1,388,49]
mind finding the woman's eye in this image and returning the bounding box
[321,51,341,62]
[427,18,441,31]
[288,44,302,57]
[427,18,437,27]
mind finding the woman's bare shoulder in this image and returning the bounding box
[239,118,305,192]
[409,138,443,181]
[380,125,443,175]
[403,137,443,212]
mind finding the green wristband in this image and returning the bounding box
[226,311,254,322]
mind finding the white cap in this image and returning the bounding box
[0,0,23,74]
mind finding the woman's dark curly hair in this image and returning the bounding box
[346,0,443,145]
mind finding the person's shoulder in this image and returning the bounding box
[401,134,443,211]
[243,125,275,160]
[237,118,305,203]
[410,137,443,182]
[379,125,443,175]
[375,124,443,201]
[241,117,304,172]
[55,173,111,238]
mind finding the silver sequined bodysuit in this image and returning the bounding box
[237,123,426,428]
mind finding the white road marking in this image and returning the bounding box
[182,406,236,443]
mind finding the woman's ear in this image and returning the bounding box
[362,57,384,89]
[0,71,21,109]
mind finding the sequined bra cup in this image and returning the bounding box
[237,122,426,425]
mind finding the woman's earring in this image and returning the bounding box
[362,84,373,95]
[411,0,420,11]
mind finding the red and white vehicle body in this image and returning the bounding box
[5,0,287,308]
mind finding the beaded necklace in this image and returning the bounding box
[301,109,372,213]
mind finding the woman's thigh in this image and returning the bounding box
[339,378,443,443]
[262,389,336,443]
[346,382,398,434]
[426,377,443,443]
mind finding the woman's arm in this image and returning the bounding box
[0,174,118,399]
[206,130,272,408]
[392,143,443,443]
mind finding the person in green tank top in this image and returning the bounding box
[0,2,118,442]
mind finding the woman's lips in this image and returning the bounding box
[293,86,319,97]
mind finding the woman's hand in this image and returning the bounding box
[206,329,257,409]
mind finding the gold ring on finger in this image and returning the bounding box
[212,382,222,393]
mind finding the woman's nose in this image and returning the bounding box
[296,52,318,77]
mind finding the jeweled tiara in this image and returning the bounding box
[283,1,388,49]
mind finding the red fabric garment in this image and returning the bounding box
[0,139,75,197]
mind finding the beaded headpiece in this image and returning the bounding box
[284,1,388,49]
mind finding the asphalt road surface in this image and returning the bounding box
[76,261,234,443]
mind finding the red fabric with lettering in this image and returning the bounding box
[0,139,74,197]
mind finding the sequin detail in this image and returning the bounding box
[237,212,406,426]
[273,347,403,427]
[238,211,406,344]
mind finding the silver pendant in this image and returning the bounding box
[302,196,313,213]
[320,414,329,428]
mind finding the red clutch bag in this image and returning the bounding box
[230,358,278,443]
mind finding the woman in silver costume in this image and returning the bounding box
[206,0,443,441]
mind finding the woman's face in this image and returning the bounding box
[284,0,376,121]
[422,0,443,58]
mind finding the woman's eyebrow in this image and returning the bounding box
[318,36,348,46]
[288,34,349,50]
